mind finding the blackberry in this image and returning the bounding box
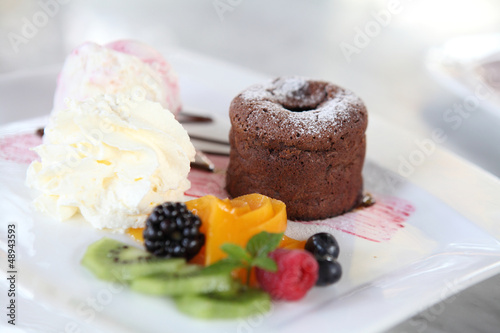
[143,202,205,260]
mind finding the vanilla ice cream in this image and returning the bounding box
[27,94,195,229]
[53,40,182,116]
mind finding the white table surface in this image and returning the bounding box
[1,1,499,332]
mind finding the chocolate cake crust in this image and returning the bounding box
[226,76,368,221]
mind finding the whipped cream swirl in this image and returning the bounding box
[27,94,195,229]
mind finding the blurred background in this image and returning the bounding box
[1,0,500,332]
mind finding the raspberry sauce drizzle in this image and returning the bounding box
[185,154,229,199]
[302,196,416,243]
[0,133,42,164]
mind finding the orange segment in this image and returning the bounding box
[225,198,251,216]
[127,227,144,243]
[279,235,306,250]
[228,195,273,224]
[185,194,287,267]
[185,195,219,235]
[250,200,287,234]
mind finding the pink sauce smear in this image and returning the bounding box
[2,134,415,242]
[302,196,415,242]
[185,154,229,199]
[0,133,42,164]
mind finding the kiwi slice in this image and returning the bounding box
[81,237,185,282]
[175,288,271,319]
[130,267,236,296]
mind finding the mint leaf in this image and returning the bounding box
[203,258,242,275]
[251,256,278,272]
[210,232,284,287]
[246,232,283,258]
[221,243,252,262]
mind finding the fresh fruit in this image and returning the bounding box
[127,193,287,269]
[127,227,144,243]
[279,235,306,250]
[305,233,343,286]
[305,232,340,259]
[316,255,342,286]
[130,267,236,296]
[83,222,283,320]
[143,202,205,260]
[175,288,271,319]
[185,194,287,267]
[256,249,318,301]
[81,238,185,281]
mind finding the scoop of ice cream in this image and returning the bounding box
[27,94,195,229]
[53,40,182,116]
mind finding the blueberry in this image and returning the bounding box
[316,255,342,286]
[305,232,340,259]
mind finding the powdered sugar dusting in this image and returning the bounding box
[240,76,310,101]
[272,76,309,99]
[285,91,360,137]
[239,76,364,139]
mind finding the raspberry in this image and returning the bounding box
[256,249,318,301]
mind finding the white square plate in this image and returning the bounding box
[1,49,500,333]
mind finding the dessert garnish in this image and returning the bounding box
[279,235,307,250]
[204,231,283,286]
[143,202,205,260]
[305,232,340,259]
[185,194,287,267]
[81,194,344,319]
[256,248,318,301]
[174,287,270,319]
[305,233,343,286]
[130,263,235,297]
[81,237,185,282]
[315,256,343,286]
[81,233,280,319]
